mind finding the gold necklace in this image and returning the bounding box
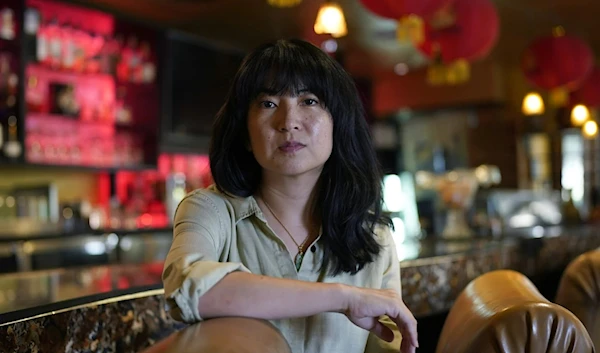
[260,196,310,271]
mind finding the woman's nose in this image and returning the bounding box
[276,107,302,132]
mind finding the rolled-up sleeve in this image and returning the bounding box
[162,191,251,323]
[365,226,403,353]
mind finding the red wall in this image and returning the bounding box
[371,59,506,116]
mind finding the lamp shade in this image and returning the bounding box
[314,3,347,38]
[583,120,598,138]
[570,104,590,126]
[522,92,545,116]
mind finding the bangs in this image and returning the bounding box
[235,40,336,106]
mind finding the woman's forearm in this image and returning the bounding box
[198,271,349,320]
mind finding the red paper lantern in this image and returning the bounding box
[359,0,395,18]
[522,34,594,91]
[570,67,600,107]
[417,0,500,63]
[359,0,454,20]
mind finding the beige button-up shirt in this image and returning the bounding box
[163,186,403,353]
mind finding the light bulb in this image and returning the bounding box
[571,104,590,126]
[522,92,544,116]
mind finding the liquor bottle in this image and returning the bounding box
[139,41,156,83]
[116,35,131,82]
[115,86,132,125]
[123,36,140,82]
[561,188,582,225]
[0,53,11,96]
[0,53,17,115]
[47,18,62,70]
[3,115,21,159]
[71,23,89,73]
[107,34,123,76]
[24,7,41,36]
[36,19,49,64]
[0,8,16,40]
[60,21,75,71]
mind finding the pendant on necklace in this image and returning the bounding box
[294,251,304,271]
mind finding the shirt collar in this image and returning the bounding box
[208,185,266,224]
[207,185,323,240]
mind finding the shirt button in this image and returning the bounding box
[311,245,316,252]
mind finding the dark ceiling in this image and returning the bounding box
[76,0,600,77]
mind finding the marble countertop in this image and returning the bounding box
[0,221,173,242]
[0,262,164,324]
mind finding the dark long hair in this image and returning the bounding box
[209,39,391,275]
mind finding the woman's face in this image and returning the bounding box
[247,89,333,178]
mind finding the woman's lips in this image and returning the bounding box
[279,142,306,153]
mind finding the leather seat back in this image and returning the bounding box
[139,317,291,353]
[437,270,594,353]
[556,248,600,349]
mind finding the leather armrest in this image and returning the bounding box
[437,270,594,353]
[556,248,600,349]
[139,317,291,353]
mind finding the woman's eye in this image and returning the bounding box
[303,98,319,106]
[260,101,276,108]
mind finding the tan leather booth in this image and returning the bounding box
[556,248,600,349]
[142,270,593,353]
[140,317,291,353]
[437,270,594,353]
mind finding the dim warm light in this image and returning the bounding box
[571,104,590,126]
[522,92,545,116]
[267,0,301,7]
[314,2,347,38]
[583,120,598,138]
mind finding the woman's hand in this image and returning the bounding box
[343,286,418,353]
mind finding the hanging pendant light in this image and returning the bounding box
[314,2,348,38]
[583,120,598,139]
[268,0,301,8]
[522,92,545,116]
[571,104,590,126]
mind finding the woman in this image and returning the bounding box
[162,39,418,353]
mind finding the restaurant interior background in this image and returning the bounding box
[1,0,600,351]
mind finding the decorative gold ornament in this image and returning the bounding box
[427,64,446,86]
[426,60,470,86]
[445,59,470,85]
[268,0,301,8]
[549,87,569,107]
[396,14,425,45]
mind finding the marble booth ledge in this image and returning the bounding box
[0,226,599,353]
[0,290,186,353]
[400,225,600,317]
